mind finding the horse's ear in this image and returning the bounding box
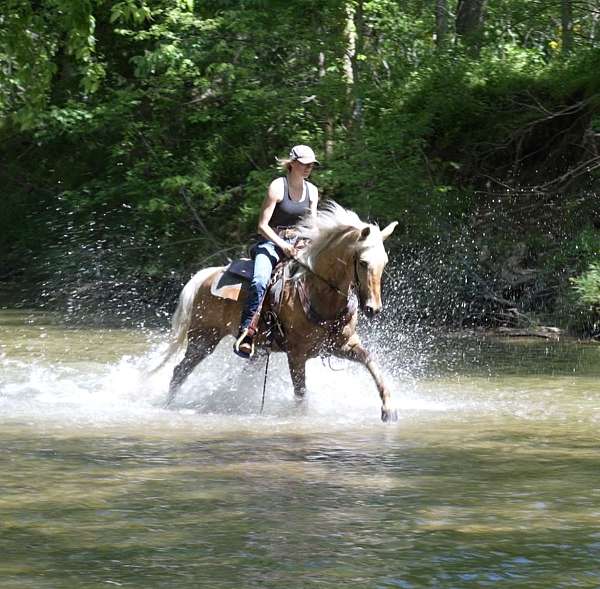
[360,226,371,240]
[381,221,398,241]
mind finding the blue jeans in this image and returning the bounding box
[239,240,282,331]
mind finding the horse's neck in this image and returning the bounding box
[307,245,355,312]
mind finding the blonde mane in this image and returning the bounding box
[294,201,378,276]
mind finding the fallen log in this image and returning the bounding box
[491,326,562,340]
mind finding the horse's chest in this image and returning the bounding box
[280,307,356,356]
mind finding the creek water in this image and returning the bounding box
[1,308,599,588]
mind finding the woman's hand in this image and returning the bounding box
[281,242,297,259]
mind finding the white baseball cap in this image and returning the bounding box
[289,145,319,165]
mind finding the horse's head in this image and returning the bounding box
[295,201,397,317]
[353,221,398,317]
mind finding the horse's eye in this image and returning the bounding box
[359,260,368,268]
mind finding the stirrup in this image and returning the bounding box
[234,328,255,359]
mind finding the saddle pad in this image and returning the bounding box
[210,259,253,301]
[227,258,254,279]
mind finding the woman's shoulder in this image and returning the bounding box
[305,180,319,201]
[267,176,286,201]
[269,176,286,188]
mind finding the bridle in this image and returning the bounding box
[289,252,365,327]
[292,254,362,304]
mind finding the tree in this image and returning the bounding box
[456,0,488,54]
[343,0,365,125]
[0,0,109,128]
[561,0,574,54]
[436,0,449,50]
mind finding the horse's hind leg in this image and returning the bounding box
[166,330,219,407]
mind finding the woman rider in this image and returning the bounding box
[234,144,319,358]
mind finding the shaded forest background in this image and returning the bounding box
[1,0,600,333]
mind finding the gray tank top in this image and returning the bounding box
[268,177,311,230]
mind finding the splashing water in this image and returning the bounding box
[0,308,430,429]
[2,309,599,432]
[2,309,600,589]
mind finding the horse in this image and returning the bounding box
[157,201,398,422]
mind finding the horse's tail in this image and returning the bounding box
[149,267,216,373]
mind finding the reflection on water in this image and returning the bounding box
[1,309,599,588]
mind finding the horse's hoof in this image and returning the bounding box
[381,407,398,423]
[293,394,307,413]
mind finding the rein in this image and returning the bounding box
[291,255,360,325]
[259,239,364,410]
[260,349,270,414]
[291,256,350,298]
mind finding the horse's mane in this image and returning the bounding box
[294,200,370,276]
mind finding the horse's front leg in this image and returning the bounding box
[286,350,308,402]
[338,334,398,422]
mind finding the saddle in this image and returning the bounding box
[210,258,287,310]
[210,258,253,302]
[212,230,306,303]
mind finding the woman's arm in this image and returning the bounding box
[308,183,319,216]
[257,178,296,256]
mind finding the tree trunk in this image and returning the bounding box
[561,0,574,54]
[319,50,334,157]
[343,3,355,86]
[456,0,488,55]
[344,0,364,126]
[590,6,599,47]
[436,0,449,50]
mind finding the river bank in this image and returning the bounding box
[0,267,595,341]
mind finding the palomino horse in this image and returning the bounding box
[159,201,398,422]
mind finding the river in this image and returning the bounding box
[1,309,599,588]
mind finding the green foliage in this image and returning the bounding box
[1,0,600,331]
[572,263,600,306]
[0,0,110,126]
